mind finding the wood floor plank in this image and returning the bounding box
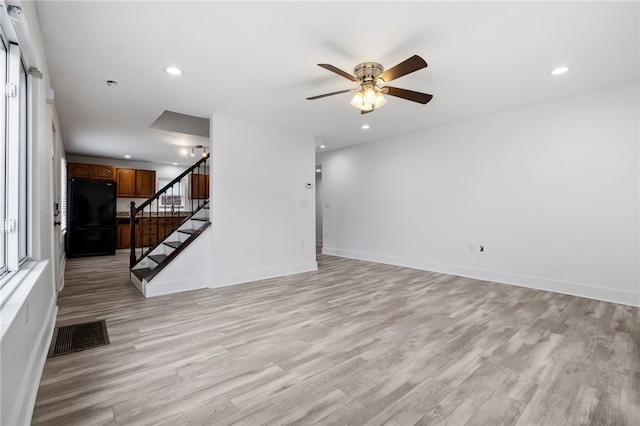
[31,250,639,425]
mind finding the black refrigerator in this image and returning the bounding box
[66,179,117,257]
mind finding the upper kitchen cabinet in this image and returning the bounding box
[67,162,117,181]
[135,170,156,198]
[116,168,136,197]
[190,173,210,199]
[117,168,156,198]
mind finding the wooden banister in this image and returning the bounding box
[129,153,210,269]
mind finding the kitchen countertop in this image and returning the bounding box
[116,211,191,218]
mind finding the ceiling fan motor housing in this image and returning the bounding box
[354,62,384,84]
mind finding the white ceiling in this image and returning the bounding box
[35,1,639,166]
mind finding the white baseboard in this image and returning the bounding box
[209,261,318,289]
[143,261,319,297]
[323,247,640,307]
[129,272,145,296]
[145,275,210,297]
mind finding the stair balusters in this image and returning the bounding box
[129,154,210,268]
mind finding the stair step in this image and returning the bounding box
[132,268,153,281]
[178,228,197,235]
[148,254,168,264]
[163,241,181,249]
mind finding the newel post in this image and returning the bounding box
[129,201,137,268]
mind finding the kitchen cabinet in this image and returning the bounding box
[190,173,210,199]
[117,223,133,249]
[67,162,117,181]
[116,169,136,197]
[136,170,156,198]
[138,218,158,247]
[117,216,185,249]
[117,168,156,198]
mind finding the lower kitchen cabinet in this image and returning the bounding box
[117,223,133,249]
[117,216,185,249]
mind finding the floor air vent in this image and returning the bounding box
[48,320,110,358]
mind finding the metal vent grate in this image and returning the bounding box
[48,320,110,358]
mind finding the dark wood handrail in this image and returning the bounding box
[136,153,209,212]
[129,153,210,268]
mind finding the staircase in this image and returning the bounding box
[129,154,211,295]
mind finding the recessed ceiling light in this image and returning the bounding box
[361,124,370,130]
[123,154,131,159]
[165,66,183,76]
[318,145,326,149]
[172,162,178,166]
[550,66,569,75]
[316,168,322,173]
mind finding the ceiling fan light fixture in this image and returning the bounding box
[308,55,431,112]
[350,85,385,111]
[363,86,376,104]
[350,91,365,109]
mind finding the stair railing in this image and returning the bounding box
[129,153,210,268]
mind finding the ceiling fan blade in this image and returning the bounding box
[361,109,374,115]
[384,86,433,104]
[306,89,354,100]
[378,55,427,83]
[318,64,359,82]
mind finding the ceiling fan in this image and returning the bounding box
[307,55,433,114]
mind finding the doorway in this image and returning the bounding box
[315,164,322,255]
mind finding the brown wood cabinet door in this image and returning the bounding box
[117,224,132,249]
[93,165,116,180]
[156,217,173,242]
[67,163,92,179]
[190,174,210,199]
[117,169,136,197]
[138,217,158,247]
[135,170,156,198]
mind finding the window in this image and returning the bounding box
[158,177,185,210]
[0,18,31,286]
[17,50,27,262]
[0,36,6,277]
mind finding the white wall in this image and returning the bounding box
[319,81,639,307]
[1,1,60,424]
[150,114,318,292]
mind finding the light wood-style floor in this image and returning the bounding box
[33,250,639,425]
